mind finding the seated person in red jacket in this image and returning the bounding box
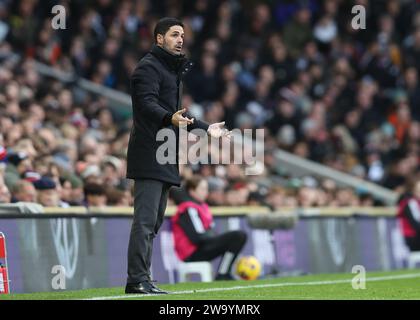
[397,179,420,251]
[172,176,247,280]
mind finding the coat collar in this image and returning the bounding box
[150,45,193,76]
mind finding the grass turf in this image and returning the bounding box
[1,269,420,300]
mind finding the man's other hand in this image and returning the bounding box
[207,121,232,139]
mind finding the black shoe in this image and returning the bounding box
[149,280,170,294]
[215,274,235,281]
[125,281,168,294]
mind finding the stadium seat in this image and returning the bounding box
[177,261,213,283]
[407,252,420,269]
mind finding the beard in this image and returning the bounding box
[163,40,182,56]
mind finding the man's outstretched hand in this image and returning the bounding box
[207,121,232,139]
[171,108,194,127]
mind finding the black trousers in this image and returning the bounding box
[127,179,171,284]
[184,231,247,276]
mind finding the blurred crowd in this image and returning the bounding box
[0,0,420,209]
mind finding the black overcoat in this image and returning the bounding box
[126,45,209,186]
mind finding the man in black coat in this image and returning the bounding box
[125,17,231,294]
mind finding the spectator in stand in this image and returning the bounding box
[0,174,11,203]
[10,180,37,203]
[59,175,85,206]
[4,152,33,189]
[84,182,107,207]
[101,155,123,188]
[33,176,69,207]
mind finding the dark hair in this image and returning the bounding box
[106,187,125,205]
[84,182,106,197]
[154,17,184,43]
[185,176,205,192]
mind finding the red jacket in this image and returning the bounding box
[397,197,420,238]
[172,201,213,260]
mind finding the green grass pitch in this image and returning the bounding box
[1,269,420,300]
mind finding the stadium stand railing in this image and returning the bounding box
[274,149,398,205]
[0,205,395,217]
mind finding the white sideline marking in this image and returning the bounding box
[83,273,420,300]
